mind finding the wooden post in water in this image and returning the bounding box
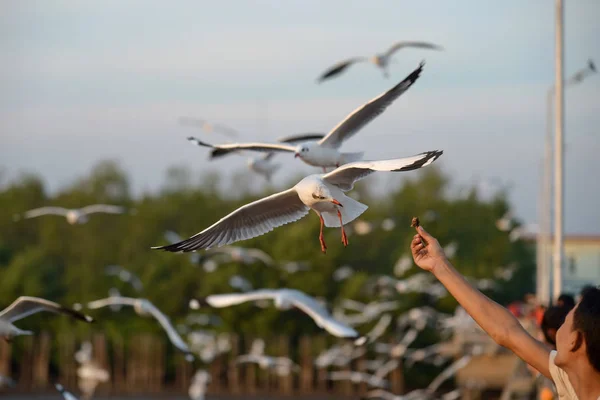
[299,336,313,394]
[278,335,293,395]
[0,340,12,377]
[112,335,126,393]
[57,335,76,389]
[32,332,51,389]
[390,357,404,394]
[20,336,34,387]
[92,333,110,395]
[314,336,329,393]
[227,334,240,395]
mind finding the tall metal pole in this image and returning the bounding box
[552,0,565,301]
[537,88,554,305]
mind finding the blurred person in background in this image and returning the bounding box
[410,225,600,400]
[557,294,576,310]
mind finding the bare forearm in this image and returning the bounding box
[432,259,519,346]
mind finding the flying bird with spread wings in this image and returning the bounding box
[16,204,128,225]
[184,63,425,172]
[317,41,442,82]
[153,149,441,254]
[0,296,93,342]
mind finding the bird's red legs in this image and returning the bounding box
[318,214,327,253]
[337,209,348,247]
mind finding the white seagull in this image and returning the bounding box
[183,63,425,171]
[205,289,358,338]
[104,265,143,292]
[86,296,194,360]
[188,132,324,181]
[0,296,93,341]
[317,41,442,82]
[328,371,389,389]
[55,383,79,400]
[153,150,442,254]
[195,246,274,266]
[188,369,211,400]
[17,204,127,225]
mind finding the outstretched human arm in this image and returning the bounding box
[410,225,552,379]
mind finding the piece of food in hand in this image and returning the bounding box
[410,217,420,228]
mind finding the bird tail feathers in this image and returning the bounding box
[322,197,368,228]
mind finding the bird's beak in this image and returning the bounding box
[294,153,300,158]
[331,199,343,207]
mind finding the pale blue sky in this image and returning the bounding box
[1,0,599,233]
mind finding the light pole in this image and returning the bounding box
[538,56,596,301]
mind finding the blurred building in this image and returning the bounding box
[528,235,600,298]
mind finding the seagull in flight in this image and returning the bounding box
[318,41,442,82]
[16,204,127,225]
[188,131,325,181]
[184,63,425,171]
[205,289,359,338]
[188,370,211,400]
[104,265,144,292]
[0,296,93,342]
[153,150,442,254]
[86,296,194,360]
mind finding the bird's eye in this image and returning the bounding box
[320,196,326,200]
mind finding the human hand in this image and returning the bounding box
[410,226,447,272]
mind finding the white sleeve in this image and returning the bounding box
[548,350,578,399]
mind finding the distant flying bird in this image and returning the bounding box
[328,371,389,389]
[104,265,143,292]
[315,342,366,368]
[184,63,425,171]
[153,151,442,254]
[205,289,359,338]
[188,132,325,182]
[178,117,240,139]
[55,383,79,400]
[235,341,299,376]
[333,265,355,281]
[0,296,93,341]
[196,246,275,266]
[87,296,194,360]
[188,370,211,400]
[17,204,127,225]
[317,41,442,82]
[229,275,253,292]
[75,342,110,400]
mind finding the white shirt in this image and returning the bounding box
[548,350,600,400]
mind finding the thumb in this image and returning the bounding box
[417,226,435,242]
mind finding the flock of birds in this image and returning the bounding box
[1,39,520,399]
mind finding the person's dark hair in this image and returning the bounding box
[541,306,570,346]
[557,293,576,309]
[573,286,600,373]
[580,285,595,299]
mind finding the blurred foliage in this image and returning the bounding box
[0,160,534,347]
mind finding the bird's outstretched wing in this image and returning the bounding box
[86,296,138,309]
[22,207,70,219]
[277,133,326,144]
[318,62,424,149]
[206,290,277,308]
[187,136,296,159]
[317,57,369,83]
[79,204,125,215]
[323,150,443,191]
[288,290,359,338]
[152,188,309,252]
[141,300,194,357]
[384,41,443,58]
[0,296,93,323]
